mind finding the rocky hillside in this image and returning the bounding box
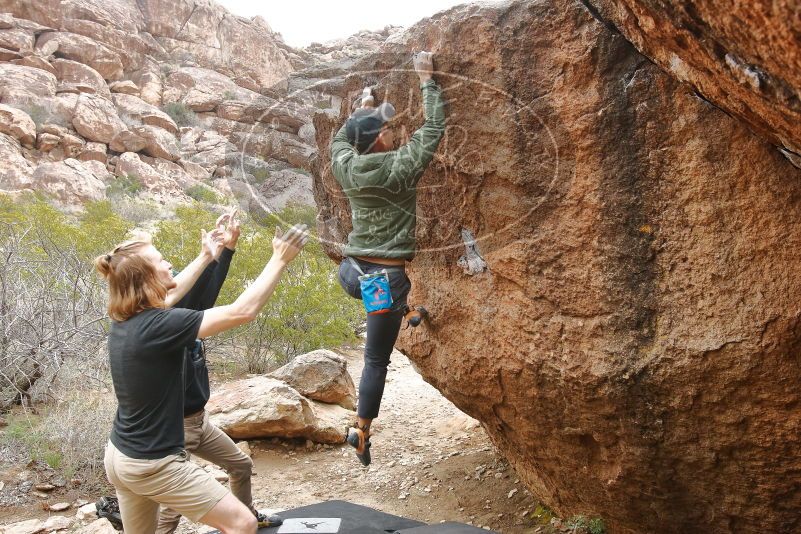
[0,0,391,211]
[312,1,801,533]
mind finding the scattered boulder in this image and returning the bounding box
[0,47,21,61]
[74,518,117,534]
[112,94,177,134]
[81,159,113,183]
[15,55,57,77]
[109,80,139,95]
[244,98,312,134]
[51,59,109,97]
[132,124,180,161]
[60,132,86,159]
[75,502,97,522]
[181,128,235,172]
[115,151,181,198]
[37,132,60,152]
[256,168,314,210]
[179,158,211,182]
[135,69,162,107]
[148,157,198,190]
[0,63,57,105]
[0,28,34,52]
[109,129,147,153]
[236,441,252,457]
[0,13,14,30]
[78,142,107,164]
[0,104,36,147]
[1,514,72,533]
[0,133,34,191]
[32,159,106,202]
[163,67,259,113]
[215,101,251,123]
[269,350,356,410]
[35,32,123,81]
[207,377,352,444]
[72,93,127,144]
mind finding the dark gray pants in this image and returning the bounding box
[338,258,411,419]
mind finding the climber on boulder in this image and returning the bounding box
[330,50,446,466]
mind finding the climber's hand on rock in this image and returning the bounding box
[414,51,434,84]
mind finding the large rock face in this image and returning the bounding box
[312,1,801,532]
[0,0,294,90]
[0,0,354,208]
[587,0,801,165]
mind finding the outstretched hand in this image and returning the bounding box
[201,228,224,260]
[272,224,309,265]
[216,207,241,254]
[413,51,434,83]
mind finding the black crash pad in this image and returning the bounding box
[209,500,423,533]
[209,500,495,533]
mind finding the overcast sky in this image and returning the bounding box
[216,0,484,47]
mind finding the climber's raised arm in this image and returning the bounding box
[389,52,446,187]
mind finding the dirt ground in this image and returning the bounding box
[1,348,559,533]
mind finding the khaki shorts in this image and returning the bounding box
[104,440,229,531]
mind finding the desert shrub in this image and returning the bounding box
[566,515,606,534]
[251,167,271,185]
[108,196,166,225]
[107,173,142,197]
[185,184,221,204]
[154,204,362,373]
[1,392,115,486]
[222,90,237,101]
[0,197,132,412]
[162,102,197,127]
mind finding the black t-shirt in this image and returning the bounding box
[108,307,204,459]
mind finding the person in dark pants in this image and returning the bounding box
[330,51,446,465]
[156,209,282,532]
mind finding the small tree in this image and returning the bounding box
[0,197,131,410]
[154,204,362,373]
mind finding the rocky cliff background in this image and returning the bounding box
[0,0,398,213]
[312,1,801,533]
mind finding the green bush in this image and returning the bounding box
[154,204,362,372]
[1,393,115,486]
[566,515,606,534]
[107,173,142,198]
[185,184,221,204]
[251,167,271,185]
[162,102,197,127]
